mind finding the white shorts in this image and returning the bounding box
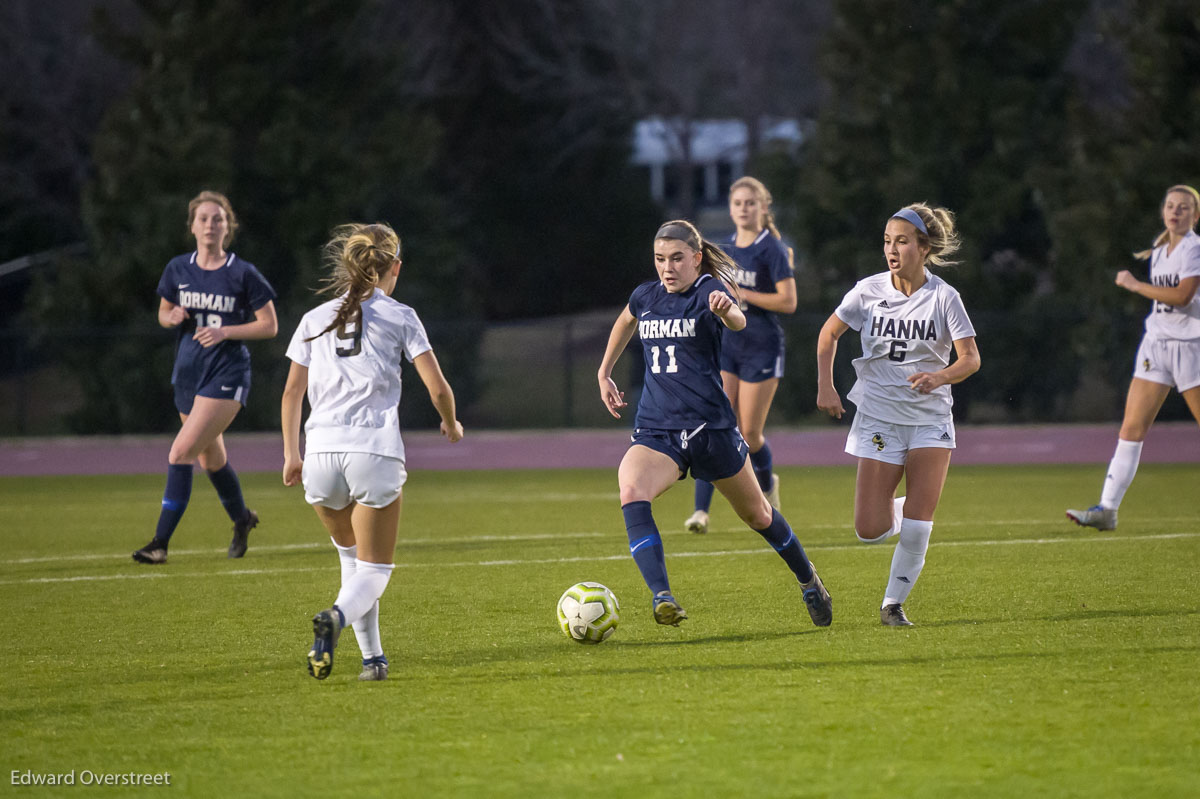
[1133,335,1200,392]
[845,411,955,466]
[302,452,407,510]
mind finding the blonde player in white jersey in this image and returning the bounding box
[816,204,980,626]
[281,223,463,681]
[1068,184,1200,531]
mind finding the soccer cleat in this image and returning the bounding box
[359,655,389,682]
[307,608,343,680]
[227,509,258,558]
[881,603,913,627]
[652,591,688,626]
[766,474,781,511]
[132,539,168,564]
[1066,505,1117,531]
[684,510,709,535]
[800,570,833,627]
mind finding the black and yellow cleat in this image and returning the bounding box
[652,591,688,626]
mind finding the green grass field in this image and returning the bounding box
[2,463,1199,797]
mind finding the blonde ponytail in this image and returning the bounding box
[307,223,401,342]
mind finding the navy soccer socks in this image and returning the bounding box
[753,509,814,584]
[622,501,670,595]
[153,463,194,545]
[207,462,249,523]
[749,441,774,493]
[693,479,715,514]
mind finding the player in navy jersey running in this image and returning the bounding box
[133,191,278,564]
[817,204,980,626]
[282,223,463,681]
[598,219,832,628]
[687,177,796,535]
[1067,184,1200,531]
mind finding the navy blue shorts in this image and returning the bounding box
[720,332,784,383]
[630,426,749,482]
[174,364,252,415]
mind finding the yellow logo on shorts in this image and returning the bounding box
[1143,358,1151,371]
[871,433,886,451]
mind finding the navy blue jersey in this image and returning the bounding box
[721,229,793,340]
[157,252,276,392]
[628,274,737,430]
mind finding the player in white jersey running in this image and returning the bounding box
[281,223,464,681]
[816,204,980,626]
[1067,184,1200,531]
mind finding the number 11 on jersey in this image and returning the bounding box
[649,345,678,373]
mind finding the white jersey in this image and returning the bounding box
[835,269,976,425]
[1143,229,1200,341]
[286,288,432,459]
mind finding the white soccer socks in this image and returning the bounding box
[334,560,394,629]
[1099,439,1143,510]
[883,517,933,607]
[331,539,384,659]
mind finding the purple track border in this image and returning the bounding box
[1,422,1197,477]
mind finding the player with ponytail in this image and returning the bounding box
[282,222,463,681]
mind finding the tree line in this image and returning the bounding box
[4,0,1198,432]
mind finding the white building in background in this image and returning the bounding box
[631,116,804,209]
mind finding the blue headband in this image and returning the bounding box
[891,208,928,235]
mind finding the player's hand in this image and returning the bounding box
[816,386,845,419]
[709,290,734,318]
[282,455,303,487]
[442,419,464,443]
[192,326,227,348]
[165,306,189,327]
[908,371,946,394]
[599,377,626,419]
[1115,270,1139,292]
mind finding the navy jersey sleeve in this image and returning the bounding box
[156,259,182,304]
[765,238,793,284]
[241,262,277,311]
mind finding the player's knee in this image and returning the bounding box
[855,527,891,544]
[167,446,196,465]
[739,500,773,530]
[618,484,650,506]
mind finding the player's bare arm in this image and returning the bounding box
[709,291,746,331]
[908,336,981,394]
[598,306,637,418]
[816,313,848,418]
[280,361,308,486]
[413,350,463,443]
[1115,271,1200,306]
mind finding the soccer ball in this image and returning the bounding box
[557,582,620,644]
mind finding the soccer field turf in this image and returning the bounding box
[2,464,1198,797]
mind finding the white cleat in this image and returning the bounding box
[1066,505,1117,531]
[684,510,709,535]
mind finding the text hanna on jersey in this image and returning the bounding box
[870,316,937,341]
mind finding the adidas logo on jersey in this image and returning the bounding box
[879,300,889,308]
